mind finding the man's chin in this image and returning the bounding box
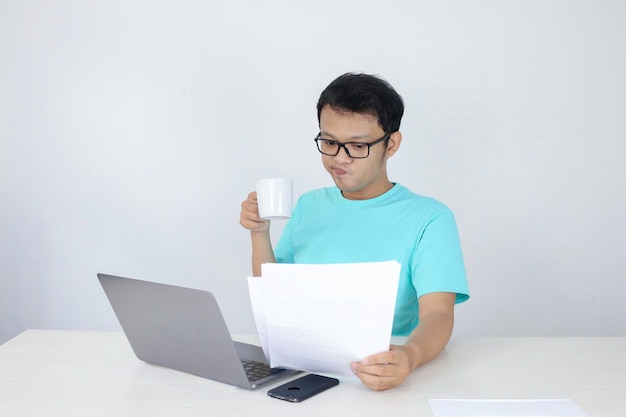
[336,183,365,197]
[333,177,356,192]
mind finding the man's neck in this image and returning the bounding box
[341,181,395,201]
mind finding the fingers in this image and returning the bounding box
[350,349,411,391]
[351,362,403,391]
[240,191,268,232]
[360,350,395,367]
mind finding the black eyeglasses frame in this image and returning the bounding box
[314,132,393,159]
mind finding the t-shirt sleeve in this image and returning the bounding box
[410,207,470,304]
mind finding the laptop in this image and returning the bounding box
[97,273,299,389]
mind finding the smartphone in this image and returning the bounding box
[267,373,339,403]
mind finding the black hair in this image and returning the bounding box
[316,73,404,133]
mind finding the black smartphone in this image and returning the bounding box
[267,373,339,403]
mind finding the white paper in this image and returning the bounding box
[429,399,590,417]
[247,261,400,379]
[247,276,270,361]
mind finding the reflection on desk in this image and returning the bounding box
[0,330,624,417]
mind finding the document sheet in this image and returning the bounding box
[429,399,590,417]
[247,261,400,379]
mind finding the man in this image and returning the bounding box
[240,73,469,391]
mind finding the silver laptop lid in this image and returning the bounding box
[98,273,253,388]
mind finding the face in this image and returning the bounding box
[318,105,402,200]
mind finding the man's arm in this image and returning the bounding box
[249,230,276,276]
[240,191,277,276]
[350,291,456,391]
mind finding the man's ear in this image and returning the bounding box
[385,131,403,158]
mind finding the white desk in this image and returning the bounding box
[0,330,624,416]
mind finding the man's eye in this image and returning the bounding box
[348,143,367,150]
[322,140,338,146]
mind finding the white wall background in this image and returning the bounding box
[1,0,625,344]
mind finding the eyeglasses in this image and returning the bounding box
[314,132,392,159]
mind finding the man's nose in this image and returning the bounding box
[334,145,353,162]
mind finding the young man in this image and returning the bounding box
[240,73,469,391]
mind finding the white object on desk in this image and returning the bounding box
[429,399,590,417]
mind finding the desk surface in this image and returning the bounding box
[0,330,624,417]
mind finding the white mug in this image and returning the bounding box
[256,178,293,220]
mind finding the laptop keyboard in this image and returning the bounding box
[241,359,285,382]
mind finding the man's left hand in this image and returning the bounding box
[350,344,419,391]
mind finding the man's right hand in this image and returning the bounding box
[240,191,270,233]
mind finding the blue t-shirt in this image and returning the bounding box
[274,183,469,336]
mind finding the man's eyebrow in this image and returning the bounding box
[319,131,371,141]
